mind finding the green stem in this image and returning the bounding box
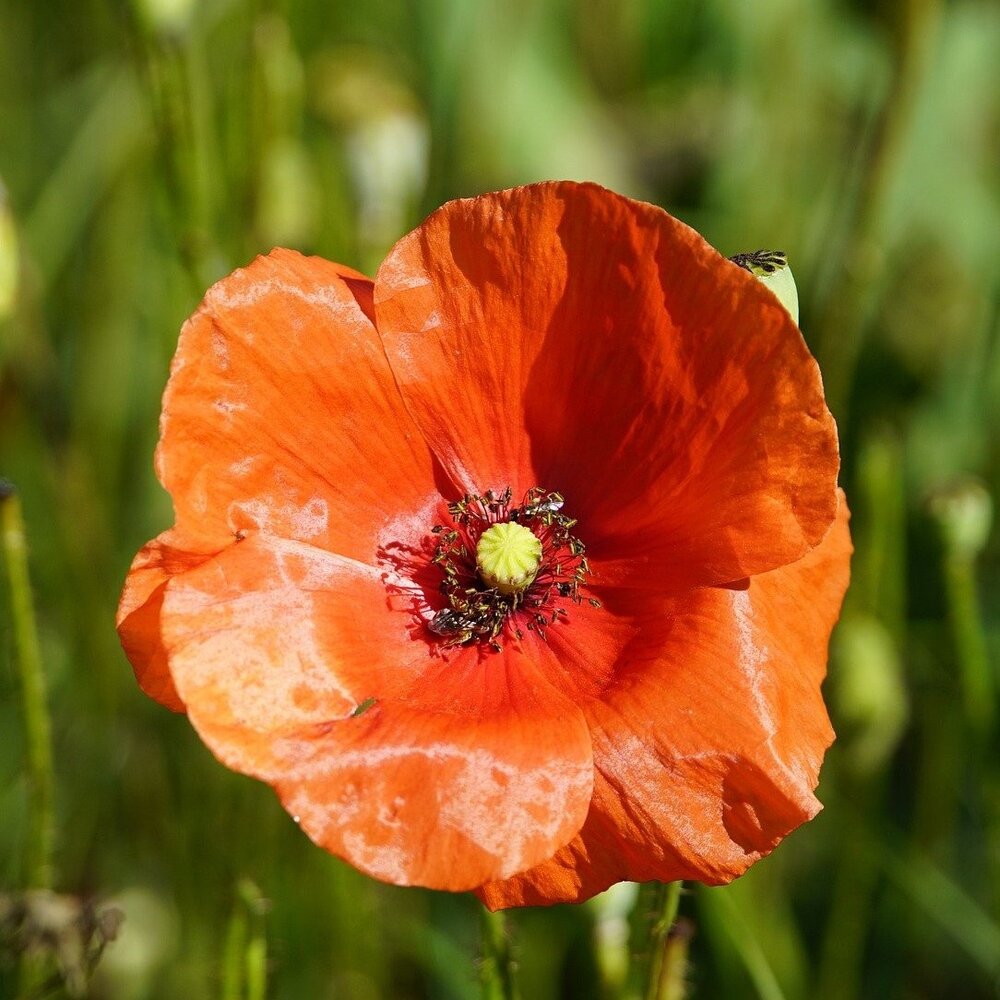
[815,786,883,1000]
[701,887,786,1000]
[943,551,994,739]
[241,880,268,1000]
[221,899,248,1000]
[1,482,55,891]
[479,906,518,1000]
[815,0,940,418]
[114,1,214,295]
[659,919,693,1000]
[645,881,683,1000]
[221,879,269,1000]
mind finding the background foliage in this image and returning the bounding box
[1,0,998,997]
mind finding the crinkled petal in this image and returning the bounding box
[479,492,851,907]
[375,181,838,588]
[116,529,221,711]
[157,533,594,891]
[157,248,438,562]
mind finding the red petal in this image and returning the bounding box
[479,492,851,907]
[375,182,838,587]
[115,529,219,711]
[158,533,594,890]
[158,248,438,563]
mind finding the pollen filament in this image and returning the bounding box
[476,522,542,594]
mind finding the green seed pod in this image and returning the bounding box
[132,0,194,34]
[587,881,639,992]
[476,522,542,595]
[928,478,993,561]
[830,614,909,776]
[730,249,799,324]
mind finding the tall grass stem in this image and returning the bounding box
[943,551,994,738]
[221,879,269,1000]
[815,0,940,417]
[645,881,684,1000]
[1,482,56,891]
[480,906,518,1000]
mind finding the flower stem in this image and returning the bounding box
[929,479,994,741]
[645,881,684,1000]
[221,879,269,1000]
[479,906,518,1000]
[0,482,56,891]
[943,549,994,739]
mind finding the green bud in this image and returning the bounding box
[928,478,993,560]
[587,882,639,992]
[257,138,318,247]
[730,249,799,324]
[830,614,909,776]
[132,0,194,35]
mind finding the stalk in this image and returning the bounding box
[645,881,684,1000]
[815,0,941,418]
[1,482,56,891]
[480,906,518,1000]
[221,879,268,1000]
[942,549,993,738]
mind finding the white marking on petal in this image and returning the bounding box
[421,309,442,331]
[377,253,433,293]
[731,590,775,738]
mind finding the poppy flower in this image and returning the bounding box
[117,181,850,907]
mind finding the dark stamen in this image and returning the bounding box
[426,486,598,649]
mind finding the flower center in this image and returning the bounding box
[426,487,598,652]
[476,522,542,594]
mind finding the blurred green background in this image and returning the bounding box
[1,0,998,997]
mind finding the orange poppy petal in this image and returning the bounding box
[158,248,438,563]
[479,492,851,908]
[374,181,838,587]
[158,535,426,732]
[157,533,594,890]
[115,529,222,711]
[262,681,592,891]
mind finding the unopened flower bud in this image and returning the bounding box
[588,881,639,991]
[730,249,799,324]
[830,614,908,775]
[132,0,194,35]
[928,478,993,560]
